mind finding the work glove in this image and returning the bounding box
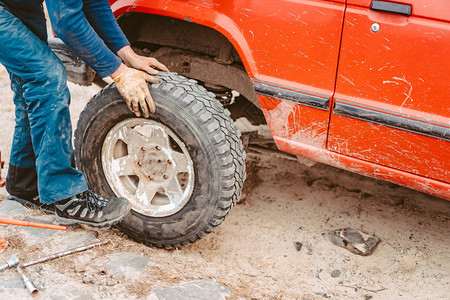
[113,66,161,118]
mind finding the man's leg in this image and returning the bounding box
[0,4,88,204]
[0,5,130,227]
[6,72,56,213]
[6,73,38,200]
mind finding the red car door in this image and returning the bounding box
[329,0,450,183]
[246,0,346,149]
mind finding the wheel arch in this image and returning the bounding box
[111,2,256,72]
[114,9,260,109]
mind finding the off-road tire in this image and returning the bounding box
[74,72,246,248]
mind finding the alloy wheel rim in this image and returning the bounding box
[102,118,195,217]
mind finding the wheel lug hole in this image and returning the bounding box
[155,146,161,151]
[167,160,172,165]
[163,174,168,179]
[137,161,142,166]
[141,147,146,152]
[148,176,152,180]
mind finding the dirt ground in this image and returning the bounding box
[0,64,449,299]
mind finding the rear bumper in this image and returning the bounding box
[48,37,96,86]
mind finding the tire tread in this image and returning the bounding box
[74,72,245,249]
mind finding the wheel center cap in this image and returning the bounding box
[138,149,172,182]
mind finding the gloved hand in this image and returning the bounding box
[113,66,161,118]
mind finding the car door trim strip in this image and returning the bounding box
[252,80,330,110]
[334,101,450,141]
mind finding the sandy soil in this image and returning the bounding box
[0,64,449,299]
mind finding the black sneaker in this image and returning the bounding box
[7,195,55,215]
[55,190,131,227]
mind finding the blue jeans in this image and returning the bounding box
[0,4,88,203]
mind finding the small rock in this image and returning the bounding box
[74,265,86,273]
[82,274,95,284]
[294,242,302,252]
[63,231,99,249]
[22,216,57,241]
[35,266,42,274]
[153,279,231,300]
[329,228,380,256]
[237,193,247,204]
[107,253,152,275]
[357,207,362,216]
[306,242,313,255]
[360,192,372,199]
[106,276,118,286]
[36,281,45,291]
[331,270,341,278]
[0,278,26,288]
[315,269,322,280]
[0,200,28,217]
[50,285,95,300]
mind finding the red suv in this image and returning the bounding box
[51,0,450,248]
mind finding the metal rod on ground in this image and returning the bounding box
[0,217,67,231]
[17,265,38,295]
[0,257,19,272]
[21,240,111,268]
